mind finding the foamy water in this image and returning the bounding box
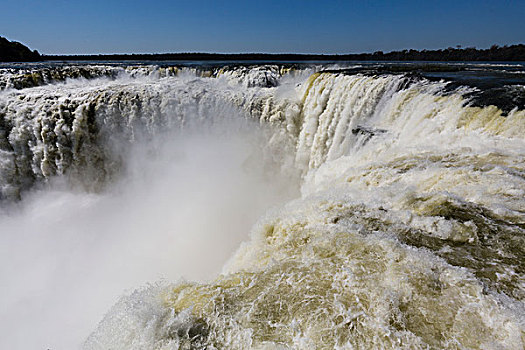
[0,63,524,349]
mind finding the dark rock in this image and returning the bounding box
[351,125,387,137]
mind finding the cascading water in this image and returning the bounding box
[0,63,524,349]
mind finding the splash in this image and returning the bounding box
[1,65,524,349]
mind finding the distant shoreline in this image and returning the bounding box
[42,46,525,62]
[1,35,525,62]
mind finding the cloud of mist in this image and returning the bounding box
[0,116,300,349]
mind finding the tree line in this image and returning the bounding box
[0,37,40,62]
[1,36,524,62]
[40,44,525,62]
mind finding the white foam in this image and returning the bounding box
[1,67,524,349]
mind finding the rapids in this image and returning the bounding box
[0,63,524,349]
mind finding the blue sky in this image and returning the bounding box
[1,0,524,54]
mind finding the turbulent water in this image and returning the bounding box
[0,61,524,349]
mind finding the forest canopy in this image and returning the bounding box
[1,36,524,62]
[0,37,41,62]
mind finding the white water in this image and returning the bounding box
[0,65,524,349]
[0,119,300,349]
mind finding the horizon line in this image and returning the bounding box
[38,43,525,57]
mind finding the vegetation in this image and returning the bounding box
[1,36,524,62]
[45,44,525,62]
[0,37,41,62]
[361,44,525,61]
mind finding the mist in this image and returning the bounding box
[0,116,300,349]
